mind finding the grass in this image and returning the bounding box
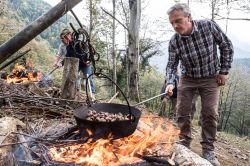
[217,132,250,150]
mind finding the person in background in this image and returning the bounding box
[159,73,198,120]
[62,28,96,101]
[54,28,70,67]
[165,3,233,166]
[159,73,179,118]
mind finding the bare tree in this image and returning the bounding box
[128,0,141,101]
[89,0,93,40]
[112,0,117,94]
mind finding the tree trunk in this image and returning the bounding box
[61,57,79,99]
[112,0,117,95]
[224,81,238,130]
[89,0,93,40]
[128,0,141,101]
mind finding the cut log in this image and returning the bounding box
[61,57,79,99]
[171,144,213,165]
[0,117,25,166]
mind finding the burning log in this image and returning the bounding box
[0,0,82,64]
[61,57,79,99]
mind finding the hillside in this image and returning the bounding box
[6,0,77,49]
[0,0,77,74]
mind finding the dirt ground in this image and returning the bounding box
[190,127,250,166]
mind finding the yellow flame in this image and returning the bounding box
[49,118,179,165]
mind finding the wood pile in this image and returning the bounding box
[0,79,85,119]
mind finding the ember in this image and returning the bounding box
[49,118,179,165]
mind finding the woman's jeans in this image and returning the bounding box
[77,65,95,94]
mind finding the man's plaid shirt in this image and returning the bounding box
[166,19,234,85]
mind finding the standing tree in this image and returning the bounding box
[128,0,141,101]
[112,0,117,94]
[89,0,93,40]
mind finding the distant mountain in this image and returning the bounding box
[233,58,250,71]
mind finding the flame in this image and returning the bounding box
[6,63,39,83]
[49,117,179,166]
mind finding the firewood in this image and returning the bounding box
[135,153,177,166]
[171,152,176,160]
[171,144,213,166]
[108,92,119,103]
[17,160,41,166]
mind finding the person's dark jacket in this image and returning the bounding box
[66,40,90,68]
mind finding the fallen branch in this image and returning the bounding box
[108,92,119,103]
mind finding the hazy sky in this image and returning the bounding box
[44,0,250,47]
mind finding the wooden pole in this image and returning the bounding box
[61,57,79,99]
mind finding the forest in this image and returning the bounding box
[0,0,250,139]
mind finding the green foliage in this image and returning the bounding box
[218,132,250,150]
[218,65,250,136]
[139,69,165,112]
[139,39,162,71]
[8,0,77,49]
[0,0,81,85]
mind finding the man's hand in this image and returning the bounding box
[85,61,91,66]
[165,84,174,96]
[53,62,62,68]
[216,74,228,86]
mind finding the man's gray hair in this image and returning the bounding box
[167,3,191,17]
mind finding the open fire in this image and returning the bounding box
[2,62,43,84]
[49,118,179,166]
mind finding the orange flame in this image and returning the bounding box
[49,117,179,166]
[6,63,39,83]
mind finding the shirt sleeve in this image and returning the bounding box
[210,21,234,74]
[57,44,64,57]
[166,40,179,85]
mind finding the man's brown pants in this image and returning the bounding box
[177,76,220,151]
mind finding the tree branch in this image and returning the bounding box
[216,14,250,21]
[101,7,129,31]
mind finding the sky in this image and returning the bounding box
[44,0,250,72]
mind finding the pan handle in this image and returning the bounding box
[85,72,136,121]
